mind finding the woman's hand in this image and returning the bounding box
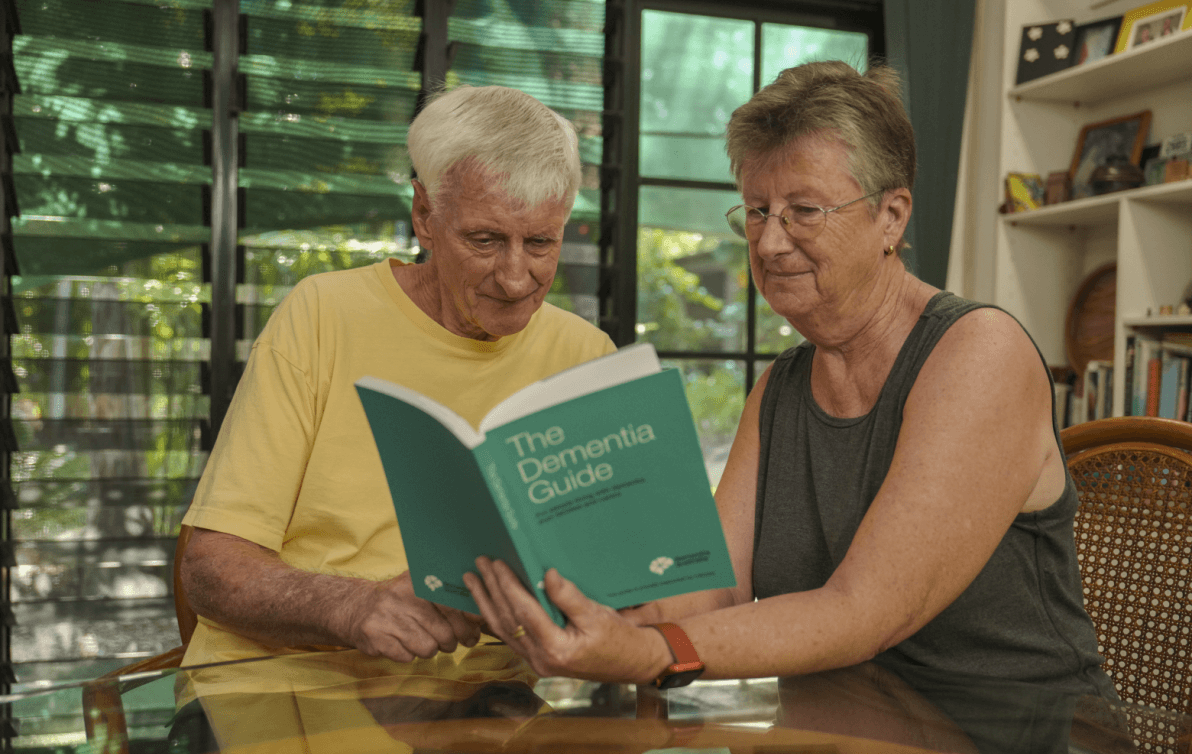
[464,557,672,685]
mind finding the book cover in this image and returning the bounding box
[354,344,737,626]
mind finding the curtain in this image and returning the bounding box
[884,0,977,289]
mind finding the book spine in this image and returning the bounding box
[1123,336,1135,417]
[1083,365,1099,423]
[1053,384,1071,430]
[472,444,561,625]
[1147,354,1162,417]
[1103,364,1113,419]
[1159,351,1182,420]
[1136,334,1159,417]
[1178,356,1190,423]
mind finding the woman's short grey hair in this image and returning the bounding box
[407,85,582,210]
[726,61,916,211]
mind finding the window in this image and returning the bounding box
[624,2,877,486]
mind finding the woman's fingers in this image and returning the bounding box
[462,568,509,639]
[542,568,609,629]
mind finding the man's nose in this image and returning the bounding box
[493,246,538,298]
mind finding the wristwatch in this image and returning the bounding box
[649,622,705,688]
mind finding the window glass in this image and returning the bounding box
[760,23,869,85]
[661,358,746,489]
[239,1,421,344]
[639,10,753,183]
[10,0,213,684]
[449,0,606,323]
[636,186,746,353]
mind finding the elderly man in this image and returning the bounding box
[178,85,616,672]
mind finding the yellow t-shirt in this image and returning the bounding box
[180,259,615,672]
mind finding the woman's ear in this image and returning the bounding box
[881,188,913,248]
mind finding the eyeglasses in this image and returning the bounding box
[725,189,886,241]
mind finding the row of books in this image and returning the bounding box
[1125,332,1192,421]
[1057,332,1192,428]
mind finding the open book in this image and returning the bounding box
[354,343,736,626]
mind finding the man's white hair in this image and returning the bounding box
[407,85,581,210]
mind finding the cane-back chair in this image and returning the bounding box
[1062,416,1192,747]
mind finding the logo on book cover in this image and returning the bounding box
[424,575,443,591]
[649,556,674,575]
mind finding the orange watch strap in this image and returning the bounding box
[651,622,702,668]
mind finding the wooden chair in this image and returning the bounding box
[82,524,196,752]
[1062,416,1192,750]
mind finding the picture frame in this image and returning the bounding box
[1069,110,1152,199]
[1073,16,1123,64]
[1114,0,1192,53]
[1015,20,1077,85]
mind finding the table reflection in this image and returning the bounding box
[8,643,1188,753]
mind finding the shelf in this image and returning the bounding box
[1001,179,1192,228]
[1009,30,1192,106]
[1001,193,1118,228]
[1129,178,1192,205]
[1123,315,1192,328]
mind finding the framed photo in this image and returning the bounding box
[1069,110,1152,199]
[1015,20,1077,84]
[1073,16,1123,64]
[1114,0,1192,53]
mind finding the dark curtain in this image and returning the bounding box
[884,0,976,289]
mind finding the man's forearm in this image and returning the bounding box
[181,528,372,649]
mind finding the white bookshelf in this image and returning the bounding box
[987,2,1192,418]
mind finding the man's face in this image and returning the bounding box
[411,168,570,341]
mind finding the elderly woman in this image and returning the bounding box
[465,61,1115,700]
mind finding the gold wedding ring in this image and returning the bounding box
[511,625,527,639]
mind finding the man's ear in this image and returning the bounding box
[411,179,434,250]
[881,188,913,249]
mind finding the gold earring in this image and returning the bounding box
[884,245,896,256]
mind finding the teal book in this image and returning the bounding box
[354,343,737,626]
[1158,350,1183,420]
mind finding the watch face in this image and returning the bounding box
[655,667,704,689]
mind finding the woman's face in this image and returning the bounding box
[738,135,900,324]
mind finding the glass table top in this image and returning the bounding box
[4,645,1190,753]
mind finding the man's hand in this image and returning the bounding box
[340,571,484,662]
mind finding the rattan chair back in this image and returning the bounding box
[1062,416,1192,723]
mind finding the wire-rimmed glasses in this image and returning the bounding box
[725,189,886,240]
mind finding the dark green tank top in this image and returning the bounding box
[754,291,1116,697]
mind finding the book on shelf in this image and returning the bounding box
[1123,336,1135,416]
[354,343,737,626]
[1053,382,1072,430]
[1083,361,1102,422]
[1126,331,1192,422]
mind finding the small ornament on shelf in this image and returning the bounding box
[1045,171,1072,204]
[1004,172,1044,212]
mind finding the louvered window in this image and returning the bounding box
[10,0,213,692]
